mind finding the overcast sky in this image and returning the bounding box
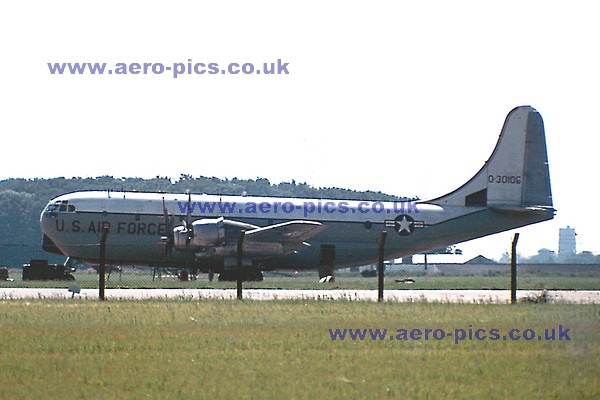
[1,1,598,259]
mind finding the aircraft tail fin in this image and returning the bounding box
[427,106,553,209]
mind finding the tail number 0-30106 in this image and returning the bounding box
[488,175,521,184]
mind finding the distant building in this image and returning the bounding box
[558,226,576,256]
[463,255,497,265]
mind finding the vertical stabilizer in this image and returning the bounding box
[427,106,552,208]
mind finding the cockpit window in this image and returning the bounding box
[45,202,59,213]
[45,200,76,214]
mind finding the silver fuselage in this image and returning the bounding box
[40,191,552,271]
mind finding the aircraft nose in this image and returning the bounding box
[40,202,64,255]
[40,204,53,229]
[42,234,64,255]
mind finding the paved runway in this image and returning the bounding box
[1,288,599,303]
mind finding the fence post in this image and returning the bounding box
[237,230,246,300]
[511,233,519,304]
[377,230,388,302]
[99,223,109,301]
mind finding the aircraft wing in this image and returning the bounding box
[245,220,326,244]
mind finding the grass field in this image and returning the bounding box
[0,300,597,399]
[2,269,600,290]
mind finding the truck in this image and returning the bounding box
[22,259,76,281]
[0,266,10,281]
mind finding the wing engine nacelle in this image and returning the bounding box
[173,218,225,250]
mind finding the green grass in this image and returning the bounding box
[0,300,597,399]
[2,270,599,290]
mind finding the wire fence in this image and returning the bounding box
[1,244,600,291]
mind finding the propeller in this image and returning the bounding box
[185,192,193,245]
[161,196,175,257]
[183,192,194,270]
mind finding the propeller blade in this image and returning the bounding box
[162,197,169,226]
[161,196,174,256]
[187,192,192,227]
[186,193,193,243]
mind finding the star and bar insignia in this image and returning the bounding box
[385,214,425,236]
